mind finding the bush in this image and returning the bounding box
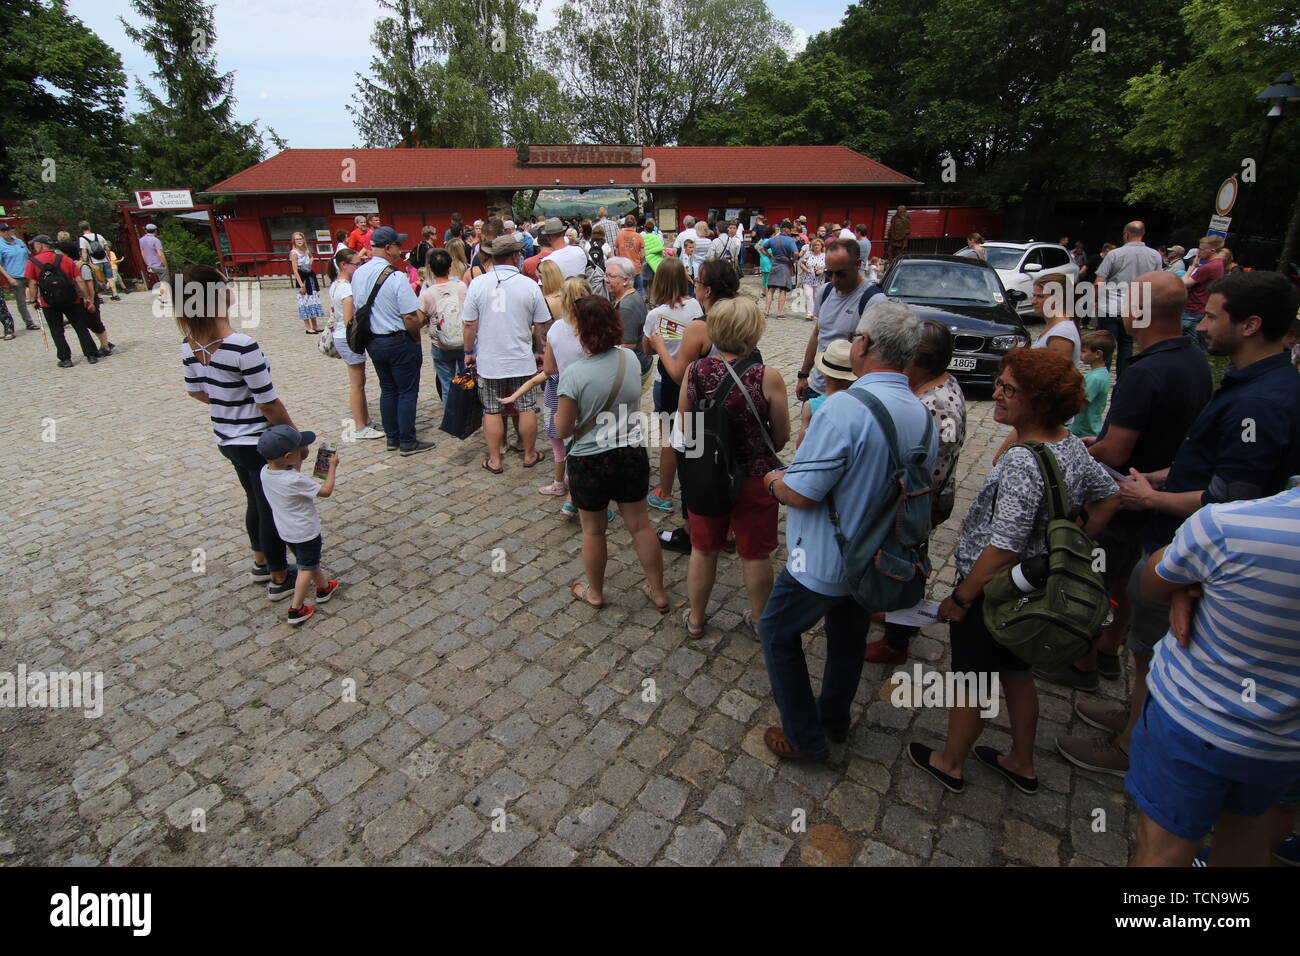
[155,218,218,269]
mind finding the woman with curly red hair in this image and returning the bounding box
[908,348,1121,795]
[555,295,670,612]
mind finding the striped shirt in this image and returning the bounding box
[1149,487,1300,761]
[181,332,279,445]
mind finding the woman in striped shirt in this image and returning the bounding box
[180,265,298,598]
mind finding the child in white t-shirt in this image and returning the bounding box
[257,425,340,625]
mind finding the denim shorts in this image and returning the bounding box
[1127,694,1300,839]
[333,330,367,366]
[286,535,323,571]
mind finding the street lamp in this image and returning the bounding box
[1247,72,1300,269]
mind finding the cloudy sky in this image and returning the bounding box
[71,0,847,150]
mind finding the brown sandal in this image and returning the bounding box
[763,726,827,762]
[642,584,670,613]
[570,582,604,609]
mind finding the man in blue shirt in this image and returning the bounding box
[354,226,434,456]
[1060,270,1300,778]
[0,223,39,332]
[759,301,936,761]
[1129,487,1300,866]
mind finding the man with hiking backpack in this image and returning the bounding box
[796,238,887,401]
[759,300,936,761]
[24,235,100,367]
[78,220,120,301]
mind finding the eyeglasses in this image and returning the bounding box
[993,378,1019,397]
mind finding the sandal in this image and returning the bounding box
[522,452,543,468]
[763,726,827,762]
[2,333,13,341]
[642,584,670,614]
[570,582,604,609]
[681,607,706,638]
[482,459,504,475]
[742,608,760,640]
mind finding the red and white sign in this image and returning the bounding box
[134,189,194,209]
[1214,177,1238,217]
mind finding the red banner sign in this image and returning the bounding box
[519,145,644,166]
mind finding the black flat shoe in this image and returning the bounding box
[907,742,964,793]
[974,745,1039,794]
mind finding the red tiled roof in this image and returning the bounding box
[205,146,918,194]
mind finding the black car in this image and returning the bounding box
[880,254,1031,387]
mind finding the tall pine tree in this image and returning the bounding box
[121,0,274,189]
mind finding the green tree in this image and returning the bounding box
[352,0,572,148]
[10,138,122,238]
[544,0,792,146]
[689,51,891,156]
[121,0,273,190]
[0,1,128,194]
[1123,0,1300,256]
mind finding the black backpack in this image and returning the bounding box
[678,356,765,516]
[346,266,396,354]
[83,234,106,260]
[38,253,79,307]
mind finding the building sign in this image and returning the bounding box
[315,230,332,243]
[333,198,379,215]
[1207,214,1231,238]
[518,145,644,166]
[135,189,194,209]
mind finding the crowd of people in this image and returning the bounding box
[6,199,1294,867]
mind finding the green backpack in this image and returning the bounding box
[981,442,1109,670]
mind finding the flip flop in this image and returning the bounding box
[642,584,670,613]
[570,582,604,609]
[482,459,504,475]
[742,608,760,640]
[2,334,13,341]
[522,452,543,468]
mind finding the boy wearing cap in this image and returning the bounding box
[794,339,855,450]
[258,425,341,625]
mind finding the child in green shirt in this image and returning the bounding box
[1069,329,1115,438]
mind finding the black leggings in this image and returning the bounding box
[219,442,288,572]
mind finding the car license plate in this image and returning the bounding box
[947,356,977,371]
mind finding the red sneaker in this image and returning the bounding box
[315,579,340,603]
[287,604,315,626]
[864,639,907,665]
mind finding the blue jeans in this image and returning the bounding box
[758,568,871,756]
[366,333,423,446]
[430,344,465,401]
[1182,312,1206,349]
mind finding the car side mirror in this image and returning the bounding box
[1023,262,1042,274]
[1006,289,1027,301]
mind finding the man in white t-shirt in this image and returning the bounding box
[78,220,120,301]
[709,221,741,266]
[463,233,552,473]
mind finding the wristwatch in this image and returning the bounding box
[796,371,809,379]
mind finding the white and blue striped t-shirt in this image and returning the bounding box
[1149,487,1300,761]
[182,332,279,445]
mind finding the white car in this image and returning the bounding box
[956,241,1079,314]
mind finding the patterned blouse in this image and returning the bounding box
[954,435,1117,578]
[919,374,967,524]
[686,356,779,477]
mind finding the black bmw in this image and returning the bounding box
[880,254,1031,388]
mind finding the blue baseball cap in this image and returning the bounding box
[257,424,317,460]
[370,226,407,246]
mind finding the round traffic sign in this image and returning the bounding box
[1215,177,1238,216]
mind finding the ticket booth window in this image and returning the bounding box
[267,216,330,255]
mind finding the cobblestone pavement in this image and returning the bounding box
[0,281,1135,866]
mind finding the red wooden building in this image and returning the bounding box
[203,145,930,275]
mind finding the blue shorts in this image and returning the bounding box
[333,330,367,366]
[286,535,323,571]
[1127,695,1300,839]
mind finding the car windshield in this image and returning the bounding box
[887,261,1004,304]
[956,246,1025,270]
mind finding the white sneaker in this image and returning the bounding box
[355,424,385,440]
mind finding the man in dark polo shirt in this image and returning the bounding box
[1058,270,1300,778]
[1041,271,1211,697]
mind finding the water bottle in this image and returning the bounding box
[1009,555,1049,594]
